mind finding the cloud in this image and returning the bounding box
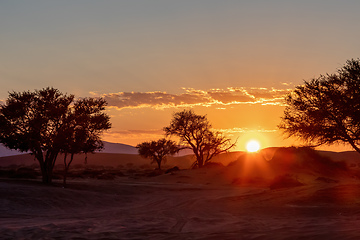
[96,87,290,110]
[207,88,254,104]
[216,127,278,134]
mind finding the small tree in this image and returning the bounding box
[164,110,235,168]
[0,87,111,184]
[279,58,360,153]
[136,138,180,170]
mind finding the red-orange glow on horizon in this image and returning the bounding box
[228,151,276,186]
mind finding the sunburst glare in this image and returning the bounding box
[246,140,260,152]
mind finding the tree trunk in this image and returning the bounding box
[39,155,55,184]
[197,157,204,168]
[197,151,204,168]
[347,139,360,155]
[63,153,74,188]
[38,158,51,184]
[41,166,53,184]
[63,168,68,186]
[63,153,68,187]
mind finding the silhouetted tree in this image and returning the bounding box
[0,87,111,184]
[164,110,235,168]
[136,138,180,170]
[279,58,360,154]
[61,98,111,186]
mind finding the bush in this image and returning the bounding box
[270,174,304,190]
[165,166,180,174]
[13,167,39,179]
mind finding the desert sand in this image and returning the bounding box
[1,148,360,239]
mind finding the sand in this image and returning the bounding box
[2,148,360,239]
[1,170,360,240]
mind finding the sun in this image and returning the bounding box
[246,140,260,152]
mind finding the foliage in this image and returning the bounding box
[61,98,111,186]
[164,109,235,168]
[279,59,360,154]
[0,87,111,183]
[136,138,180,170]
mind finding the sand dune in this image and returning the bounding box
[1,147,360,239]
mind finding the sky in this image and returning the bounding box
[1,1,360,151]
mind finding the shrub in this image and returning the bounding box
[270,174,304,189]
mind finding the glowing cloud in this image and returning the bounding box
[95,87,290,110]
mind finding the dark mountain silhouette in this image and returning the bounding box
[0,141,139,157]
[0,141,195,168]
[100,141,193,156]
[100,141,138,154]
[0,152,194,169]
[0,141,194,158]
[0,146,27,157]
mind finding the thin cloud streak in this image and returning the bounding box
[105,127,277,140]
[217,128,278,134]
[94,87,290,110]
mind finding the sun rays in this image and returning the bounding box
[246,140,260,152]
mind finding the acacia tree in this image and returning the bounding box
[279,58,360,153]
[61,98,111,186]
[164,110,235,168]
[136,138,180,170]
[0,87,111,184]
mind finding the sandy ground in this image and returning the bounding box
[1,167,360,240]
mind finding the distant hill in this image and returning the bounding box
[0,145,27,158]
[100,141,138,154]
[0,140,196,169]
[0,141,139,157]
[0,141,192,157]
[101,141,193,157]
[0,152,194,169]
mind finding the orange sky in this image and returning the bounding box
[1,1,359,151]
[99,87,290,150]
[98,87,354,152]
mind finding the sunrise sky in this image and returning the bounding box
[1,1,360,151]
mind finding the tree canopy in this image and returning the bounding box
[164,109,235,168]
[60,97,111,185]
[0,87,111,183]
[136,138,180,170]
[279,58,360,153]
